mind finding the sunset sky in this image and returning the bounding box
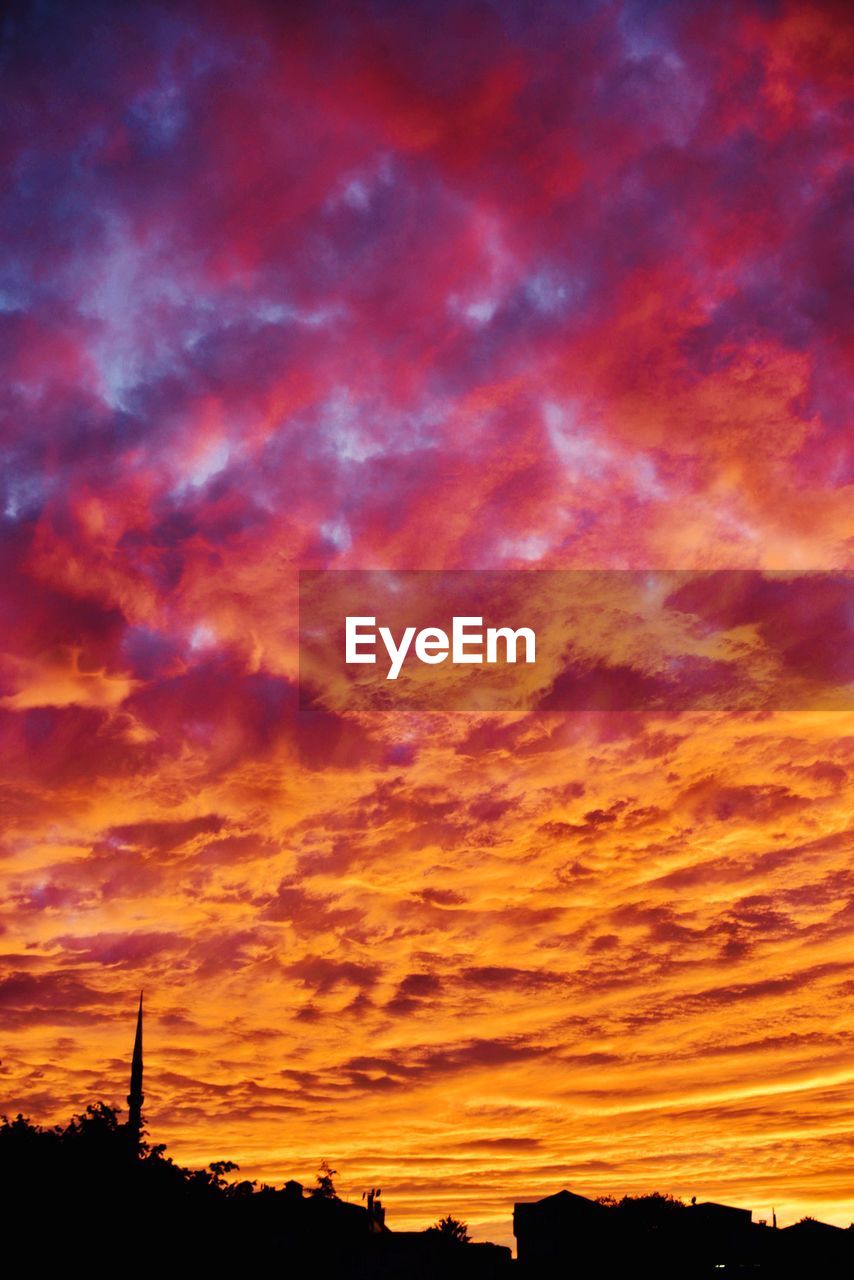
[1,0,852,1248]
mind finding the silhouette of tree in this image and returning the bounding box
[208,1159,240,1186]
[428,1213,470,1243]
[619,1192,684,1217]
[6,1103,851,1276]
[311,1158,339,1198]
[0,1107,386,1269]
[596,1191,685,1227]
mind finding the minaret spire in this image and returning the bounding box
[126,991,144,1151]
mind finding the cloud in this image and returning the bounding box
[678,777,807,824]
[459,966,565,992]
[53,931,185,968]
[288,957,381,994]
[414,887,467,907]
[259,880,363,932]
[0,971,121,1027]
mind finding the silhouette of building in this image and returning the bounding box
[125,991,144,1152]
[104,996,512,1275]
[15,998,849,1276]
[514,1189,610,1270]
[513,1187,853,1277]
[777,1217,852,1275]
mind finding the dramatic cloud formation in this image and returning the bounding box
[0,0,851,1246]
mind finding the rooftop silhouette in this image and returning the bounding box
[1,998,849,1277]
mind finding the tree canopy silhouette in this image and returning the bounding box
[0,1106,368,1270]
[311,1158,339,1198]
[428,1214,471,1243]
[596,1191,686,1226]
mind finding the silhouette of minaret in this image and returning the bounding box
[126,991,144,1152]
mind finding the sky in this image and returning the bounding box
[0,0,852,1247]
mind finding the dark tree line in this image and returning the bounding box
[3,1102,265,1201]
[1,1104,351,1203]
[0,1103,381,1271]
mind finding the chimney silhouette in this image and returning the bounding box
[126,991,144,1151]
